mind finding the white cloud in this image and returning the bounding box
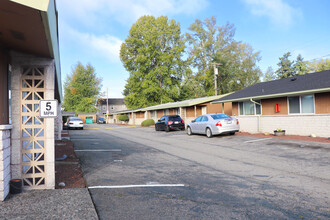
[57,0,209,26]
[242,0,302,27]
[66,25,122,62]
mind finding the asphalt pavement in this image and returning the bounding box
[71,124,330,219]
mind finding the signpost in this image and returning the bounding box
[39,100,58,118]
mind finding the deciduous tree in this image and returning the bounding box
[120,16,186,108]
[185,16,261,95]
[63,63,102,113]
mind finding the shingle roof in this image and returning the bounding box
[110,94,231,115]
[212,70,330,103]
[98,98,125,105]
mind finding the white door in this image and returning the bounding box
[202,106,207,115]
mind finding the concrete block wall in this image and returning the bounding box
[237,114,330,137]
[236,116,259,133]
[0,126,12,201]
[260,114,330,137]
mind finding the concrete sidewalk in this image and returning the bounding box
[0,188,98,220]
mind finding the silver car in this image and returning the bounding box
[66,117,84,130]
[187,113,239,138]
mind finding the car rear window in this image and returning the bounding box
[210,114,231,120]
[71,118,82,121]
[169,116,182,121]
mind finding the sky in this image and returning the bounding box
[57,0,330,98]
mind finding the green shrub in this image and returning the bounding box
[117,114,129,122]
[141,119,155,127]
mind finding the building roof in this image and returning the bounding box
[110,94,231,115]
[2,0,62,101]
[212,70,330,103]
[98,98,125,105]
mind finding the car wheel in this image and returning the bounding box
[206,128,213,138]
[230,131,235,135]
[165,126,170,132]
[155,125,158,131]
[187,127,192,136]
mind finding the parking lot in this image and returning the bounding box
[70,124,330,219]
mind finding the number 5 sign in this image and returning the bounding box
[39,100,58,118]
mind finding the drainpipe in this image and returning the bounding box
[250,98,262,133]
[194,105,197,117]
[222,103,225,114]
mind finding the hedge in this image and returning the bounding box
[141,119,155,127]
[117,114,129,122]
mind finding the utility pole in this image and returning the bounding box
[106,88,109,124]
[211,63,221,96]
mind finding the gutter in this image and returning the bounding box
[250,98,262,132]
[211,87,330,104]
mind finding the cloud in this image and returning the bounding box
[57,0,209,26]
[242,0,302,27]
[65,25,123,62]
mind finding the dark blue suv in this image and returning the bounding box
[155,115,185,132]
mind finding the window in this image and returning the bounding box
[164,109,169,115]
[195,116,202,122]
[176,108,180,115]
[239,100,261,115]
[151,111,157,118]
[211,114,231,120]
[102,105,106,110]
[288,95,314,114]
[201,116,208,122]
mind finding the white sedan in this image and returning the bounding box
[187,113,239,138]
[66,117,84,130]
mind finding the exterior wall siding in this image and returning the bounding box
[315,92,330,114]
[237,114,330,137]
[261,97,288,115]
[0,126,12,201]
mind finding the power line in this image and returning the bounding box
[305,54,330,62]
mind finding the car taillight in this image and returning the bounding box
[69,123,73,125]
[80,123,83,125]
[236,119,239,125]
[216,121,222,127]
[182,120,184,123]
[168,121,173,125]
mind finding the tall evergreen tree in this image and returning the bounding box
[120,16,186,109]
[63,62,102,112]
[276,52,295,78]
[294,54,308,75]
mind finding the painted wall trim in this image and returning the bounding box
[211,88,330,104]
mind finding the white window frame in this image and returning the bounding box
[287,94,315,115]
[238,100,262,116]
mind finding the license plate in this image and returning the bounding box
[226,121,232,124]
[175,121,179,124]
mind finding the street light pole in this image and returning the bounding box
[211,63,221,96]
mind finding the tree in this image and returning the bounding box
[63,63,102,113]
[276,52,295,78]
[294,54,308,75]
[185,16,261,95]
[263,66,277,81]
[120,16,186,109]
[307,58,330,72]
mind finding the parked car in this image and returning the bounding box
[97,117,106,124]
[155,115,185,132]
[187,113,239,138]
[66,117,84,130]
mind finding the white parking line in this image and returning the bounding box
[75,149,122,152]
[88,184,185,189]
[245,138,272,143]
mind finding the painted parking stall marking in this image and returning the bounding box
[245,138,272,143]
[75,149,122,152]
[88,184,185,189]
